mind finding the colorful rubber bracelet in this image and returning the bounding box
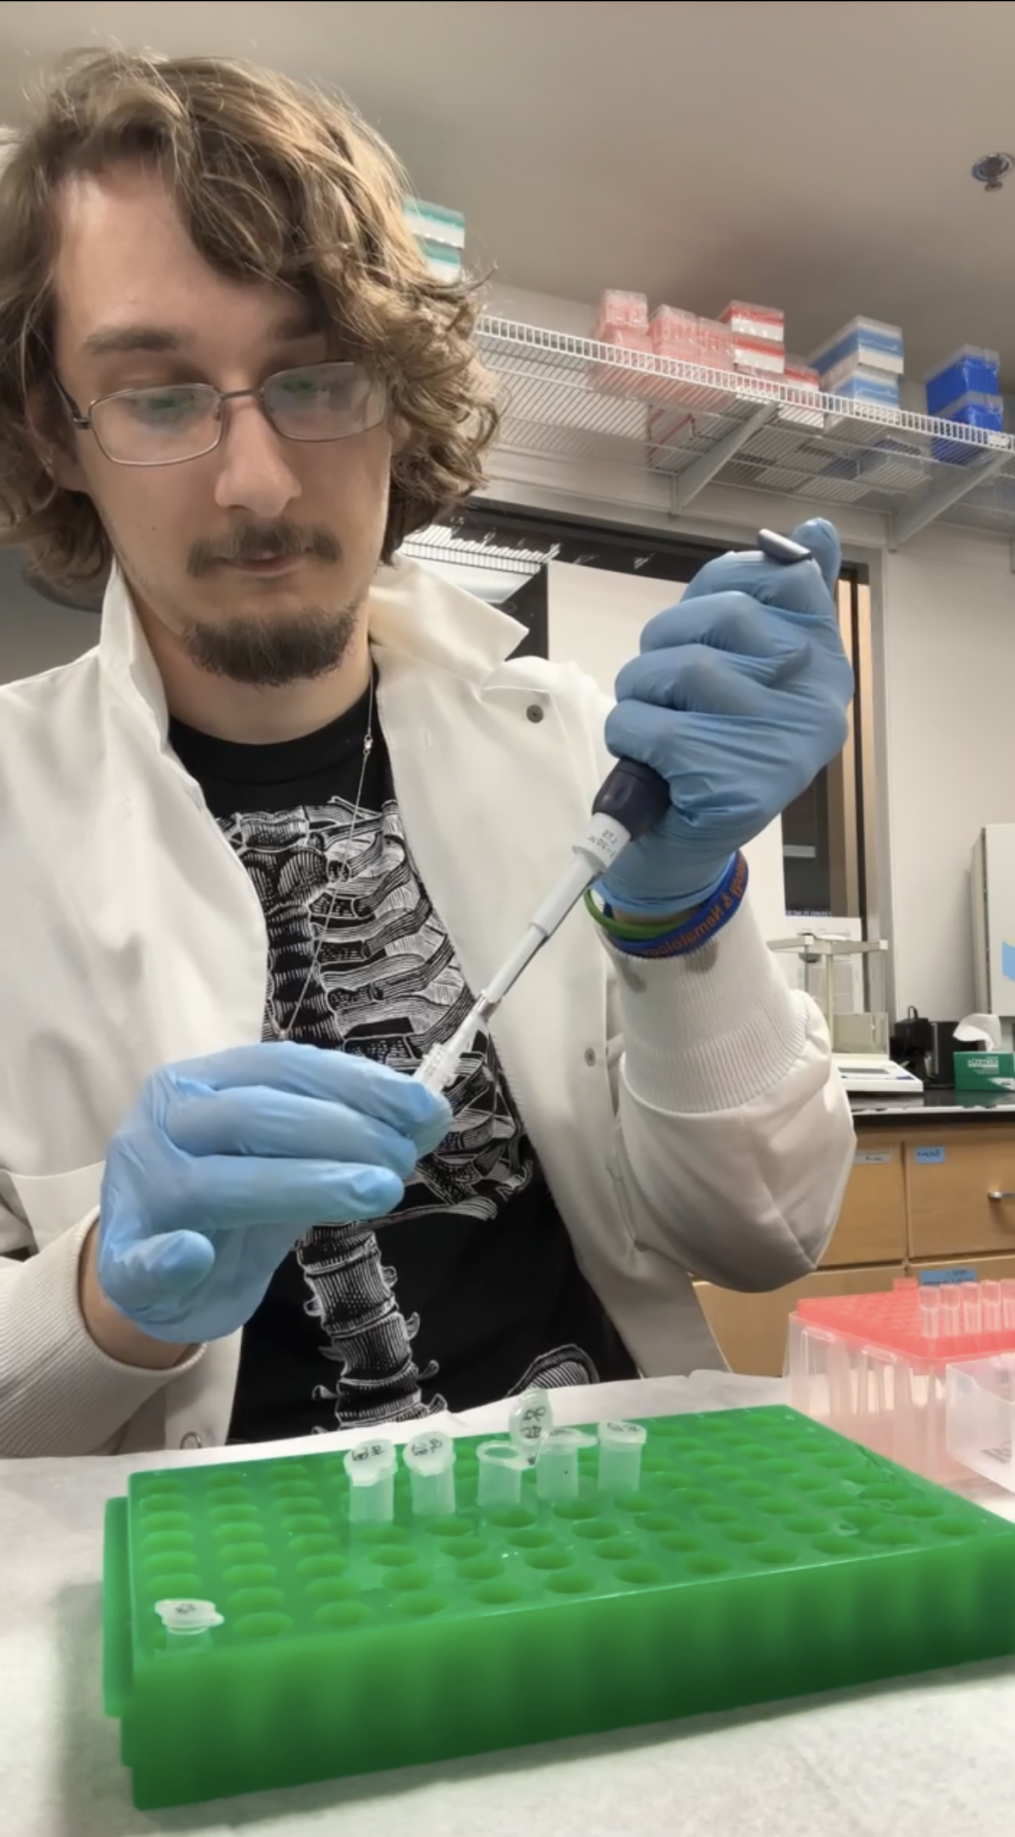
[585,852,749,959]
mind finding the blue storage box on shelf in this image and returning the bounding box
[932,391,1005,465]
[828,373,901,410]
[821,353,901,406]
[926,346,1000,417]
[809,315,905,380]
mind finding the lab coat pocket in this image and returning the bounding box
[9,1162,104,1250]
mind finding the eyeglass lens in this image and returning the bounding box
[89,362,386,464]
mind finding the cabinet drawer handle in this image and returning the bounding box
[988,1190,1015,1202]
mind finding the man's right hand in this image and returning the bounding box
[89,1042,450,1348]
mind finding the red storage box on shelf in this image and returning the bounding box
[781,359,823,426]
[589,322,658,399]
[787,1277,1015,1484]
[697,318,735,372]
[649,306,700,361]
[649,313,736,411]
[732,334,785,375]
[590,293,654,400]
[592,289,649,335]
[720,299,785,344]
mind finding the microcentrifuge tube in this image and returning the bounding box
[961,1281,982,1335]
[918,1288,940,1340]
[344,1437,397,1525]
[154,1599,224,1649]
[476,1440,528,1509]
[596,1420,647,1494]
[1003,1279,1015,1331]
[535,1427,583,1502]
[403,1430,457,1518]
[982,1280,1002,1333]
[508,1388,553,1462]
[941,1288,961,1338]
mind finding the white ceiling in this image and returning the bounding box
[4,2,1015,383]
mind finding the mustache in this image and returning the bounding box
[188,521,341,577]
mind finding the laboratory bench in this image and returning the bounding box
[4,1372,1013,1837]
[696,1090,1015,1376]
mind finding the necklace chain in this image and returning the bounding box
[266,669,376,1045]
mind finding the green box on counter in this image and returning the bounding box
[954,1051,1015,1091]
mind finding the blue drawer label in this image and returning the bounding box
[914,1145,946,1165]
[918,1266,978,1286]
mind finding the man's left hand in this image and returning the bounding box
[599,518,854,918]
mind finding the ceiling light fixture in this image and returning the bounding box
[972,152,1015,192]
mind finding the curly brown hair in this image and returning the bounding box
[0,50,498,588]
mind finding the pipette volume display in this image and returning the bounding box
[412,528,813,1095]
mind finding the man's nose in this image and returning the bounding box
[212,394,302,520]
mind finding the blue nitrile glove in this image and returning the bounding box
[97,1042,450,1343]
[599,519,853,916]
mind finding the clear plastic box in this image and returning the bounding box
[946,1355,1015,1490]
[809,314,905,377]
[787,1278,1015,1483]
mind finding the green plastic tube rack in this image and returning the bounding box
[103,1406,1015,1809]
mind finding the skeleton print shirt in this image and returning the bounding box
[169,684,636,1441]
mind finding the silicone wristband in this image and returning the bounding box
[586,851,748,959]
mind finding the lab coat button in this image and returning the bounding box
[525,704,544,723]
[584,1047,597,1066]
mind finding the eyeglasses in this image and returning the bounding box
[51,361,388,467]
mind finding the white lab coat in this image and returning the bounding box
[0,558,854,1455]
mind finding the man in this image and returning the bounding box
[0,51,854,1457]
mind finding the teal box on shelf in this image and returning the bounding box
[954,1050,1015,1090]
[103,1406,1015,1811]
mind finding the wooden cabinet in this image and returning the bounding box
[697,1122,1015,1377]
[820,1137,905,1265]
[915,1250,1015,1284]
[905,1129,1015,1258]
[695,1264,905,1378]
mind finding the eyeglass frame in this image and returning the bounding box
[49,361,388,468]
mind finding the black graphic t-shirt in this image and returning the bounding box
[169,686,636,1442]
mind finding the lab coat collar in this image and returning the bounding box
[97,554,526,736]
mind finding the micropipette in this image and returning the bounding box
[414,528,815,1094]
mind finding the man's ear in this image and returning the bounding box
[27,386,88,493]
[388,412,411,458]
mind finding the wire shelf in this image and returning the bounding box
[476,317,1015,543]
[401,522,555,574]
